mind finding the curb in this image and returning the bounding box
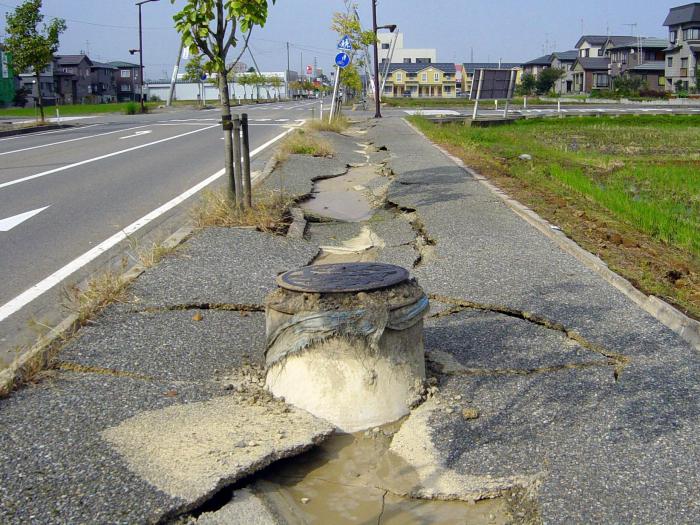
[402,118,700,351]
[0,124,71,138]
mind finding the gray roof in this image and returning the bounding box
[575,35,630,48]
[552,50,579,61]
[607,37,669,50]
[387,63,456,74]
[56,54,92,66]
[91,61,117,70]
[107,60,140,69]
[523,54,552,66]
[664,3,700,26]
[629,61,666,71]
[461,62,520,74]
[573,57,610,70]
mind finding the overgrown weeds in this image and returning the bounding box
[62,269,129,327]
[276,128,333,161]
[191,188,293,233]
[308,116,350,133]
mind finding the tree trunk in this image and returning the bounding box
[35,71,45,122]
[219,74,235,202]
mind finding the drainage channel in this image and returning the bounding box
[249,423,509,524]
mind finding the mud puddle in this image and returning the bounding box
[301,166,379,222]
[251,425,508,524]
[313,226,385,265]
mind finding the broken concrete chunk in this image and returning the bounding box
[195,488,279,525]
[101,394,334,506]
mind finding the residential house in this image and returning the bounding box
[18,59,57,106]
[605,37,668,92]
[384,63,457,98]
[522,54,551,77]
[461,62,520,96]
[378,33,437,65]
[108,61,141,102]
[0,44,15,106]
[90,62,118,103]
[664,2,700,92]
[55,55,93,104]
[571,57,611,93]
[576,35,623,58]
[550,50,580,94]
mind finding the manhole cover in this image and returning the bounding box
[277,263,410,293]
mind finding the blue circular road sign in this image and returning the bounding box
[200,73,208,81]
[335,52,351,68]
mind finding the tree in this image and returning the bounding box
[535,68,565,95]
[4,0,66,121]
[171,0,277,206]
[183,53,211,106]
[331,2,375,98]
[268,75,283,99]
[612,75,643,97]
[517,73,537,96]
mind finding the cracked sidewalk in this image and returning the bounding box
[0,117,699,524]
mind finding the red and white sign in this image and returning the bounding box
[306,65,313,75]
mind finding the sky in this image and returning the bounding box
[0,0,683,80]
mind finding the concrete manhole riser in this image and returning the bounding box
[264,264,429,433]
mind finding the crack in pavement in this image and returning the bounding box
[134,303,265,314]
[56,361,155,381]
[428,294,629,379]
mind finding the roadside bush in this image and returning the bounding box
[124,102,138,115]
[612,75,643,97]
[588,90,616,99]
[638,89,669,99]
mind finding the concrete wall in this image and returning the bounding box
[147,80,292,102]
[378,32,437,64]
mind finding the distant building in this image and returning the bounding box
[54,55,93,104]
[521,54,552,77]
[571,57,611,93]
[606,37,667,93]
[0,44,15,106]
[378,33,437,65]
[550,50,579,94]
[383,63,457,98]
[90,62,118,103]
[108,61,141,102]
[664,2,700,92]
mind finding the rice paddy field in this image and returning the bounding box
[410,114,700,319]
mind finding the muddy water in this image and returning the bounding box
[300,166,378,222]
[253,427,509,525]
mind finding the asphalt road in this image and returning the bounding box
[0,99,322,362]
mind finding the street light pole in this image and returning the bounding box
[135,0,159,113]
[372,0,381,118]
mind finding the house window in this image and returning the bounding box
[444,86,451,93]
[120,84,131,92]
[121,69,131,78]
[416,58,431,64]
[683,28,700,40]
[381,43,390,50]
[597,48,604,56]
[668,57,673,67]
[384,86,392,93]
[681,57,689,68]
[396,73,403,82]
[593,73,609,88]
[670,30,677,43]
[434,72,439,82]
[421,72,427,82]
[403,58,411,63]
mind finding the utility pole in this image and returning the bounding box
[167,40,184,106]
[286,42,290,100]
[372,0,381,118]
[134,0,159,113]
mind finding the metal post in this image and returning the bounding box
[495,99,499,111]
[472,69,484,120]
[138,3,145,113]
[372,0,382,118]
[232,114,243,207]
[286,42,290,101]
[524,96,527,109]
[320,100,324,120]
[504,69,516,118]
[241,113,252,209]
[558,99,562,117]
[329,65,341,122]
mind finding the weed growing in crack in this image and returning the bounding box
[191,188,294,234]
[62,270,129,327]
[307,116,350,133]
[276,128,334,162]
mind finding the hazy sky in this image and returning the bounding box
[0,0,681,79]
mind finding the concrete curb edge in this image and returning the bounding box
[402,118,700,351]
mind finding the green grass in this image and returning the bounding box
[0,102,158,118]
[411,115,700,256]
[383,96,559,109]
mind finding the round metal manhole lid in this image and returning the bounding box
[277,263,410,293]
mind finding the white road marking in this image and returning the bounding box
[119,130,153,140]
[0,124,100,142]
[0,123,304,323]
[0,206,50,232]
[0,125,218,191]
[13,116,98,125]
[0,124,154,156]
[275,118,289,122]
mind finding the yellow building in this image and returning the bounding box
[383,63,457,98]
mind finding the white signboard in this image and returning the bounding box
[1,52,8,79]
